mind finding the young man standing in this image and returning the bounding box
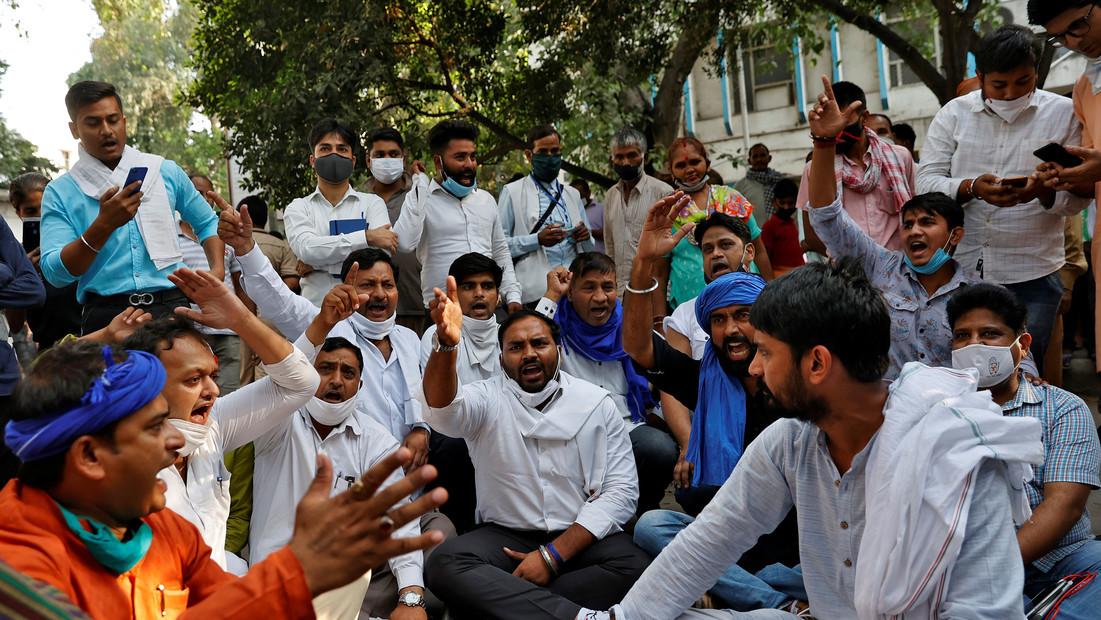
[283,119,395,307]
[733,143,787,228]
[40,81,224,334]
[499,125,593,305]
[948,283,1101,618]
[916,25,1088,372]
[393,119,523,314]
[758,179,804,277]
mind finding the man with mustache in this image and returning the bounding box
[39,81,225,334]
[393,119,523,314]
[0,339,447,617]
[283,119,396,307]
[422,282,649,620]
[535,253,676,516]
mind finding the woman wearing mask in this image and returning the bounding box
[666,137,773,308]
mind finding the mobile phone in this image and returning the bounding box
[21,217,40,253]
[998,176,1029,188]
[123,166,148,195]
[1033,143,1083,168]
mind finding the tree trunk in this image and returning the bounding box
[649,8,721,149]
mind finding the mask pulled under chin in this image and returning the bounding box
[440,165,477,198]
[951,337,1020,388]
[676,176,708,193]
[349,310,396,340]
[503,351,562,409]
[305,395,358,426]
[168,418,212,457]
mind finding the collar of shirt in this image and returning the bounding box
[899,259,973,296]
[299,407,364,439]
[616,172,654,197]
[1000,373,1043,413]
[364,174,411,195]
[307,184,359,209]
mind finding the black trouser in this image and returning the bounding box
[629,424,678,516]
[426,524,651,620]
[426,432,478,534]
[81,289,190,334]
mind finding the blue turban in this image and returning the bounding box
[556,298,653,422]
[5,347,166,462]
[686,271,766,487]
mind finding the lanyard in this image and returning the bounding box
[529,176,568,234]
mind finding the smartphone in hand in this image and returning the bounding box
[21,217,40,253]
[1033,143,1083,168]
[123,166,148,196]
[998,176,1029,188]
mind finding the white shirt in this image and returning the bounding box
[915,89,1088,284]
[282,186,389,305]
[423,371,638,538]
[419,323,499,384]
[392,173,522,307]
[159,347,319,573]
[603,174,673,294]
[662,297,707,360]
[237,244,427,440]
[249,337,423,589]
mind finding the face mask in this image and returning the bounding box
[837,122,864,145]
[503,347,562,409]
[370,157,404,184]
[305,395,358,426]
[348,311,395,341]
[775,208,795,221]
[439,163,477,199]
[613,163,642,182]
[167,418,211,457]
[903,236,955,275]
[951,336,1021,388]
[676,176,708,193]
[531,154,563,183]
[314,153,354,183]
[985,91,1033,124]
[57,502,153,574]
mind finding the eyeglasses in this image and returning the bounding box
[1047,4,1095,47]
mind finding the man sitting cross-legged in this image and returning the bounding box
[422,279,650,620]
[0,340,447,618]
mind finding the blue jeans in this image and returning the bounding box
[1023,540,1101,620]
[1005,272,1064,375]
[633,510,806,611]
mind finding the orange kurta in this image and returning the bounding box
[0,481,315,619]
[1072,74,1101,373]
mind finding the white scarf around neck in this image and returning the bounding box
[348,310,396,341]
[461,315,499,373]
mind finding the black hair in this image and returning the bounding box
[525,124,561,149]
[340,248,397,282]
[831,81,867,111]
[900,192,965,232]
[122,316,209,356]
[308,118,360,152]
[8,172,49,208]
[568,252,616,279]
[366,127,404,152]
[947,283,1028,334]
[188,173,213,188]
[869,113,893,128]
[428,119,480,154]
[976,25,1040,75]
[1027,0,1093,26]
[65,80,123,122]
[707,170,725,186]
[11,341,126,488]
[892,123,917,145]
[497,309,560,347]
[772,178,798,201]
[448,252,503,287]
[237,195,269,229]
[693,212,751,246]
[749,143,770,155]
[570,178,591,195]
[320,336,364,373]
[750,258,890,383]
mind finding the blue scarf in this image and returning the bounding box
[555,298,653,422]
[5,347,166,462]
[57,502,153,574]
[686,272,766,487]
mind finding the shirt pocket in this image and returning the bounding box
[142,584,189,619]
[883,292,918,340]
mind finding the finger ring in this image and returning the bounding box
[379,514,395,532]
[350,479,368,499]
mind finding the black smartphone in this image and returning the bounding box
[1033,143,1083,168]
[123,166,148,195]
[22,217,40,253]
[998,176,1029,188]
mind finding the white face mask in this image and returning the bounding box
[985,92,1033,124]
[951,336,1021,388]
[167,418,212,457]
[348,311,395,341]
[305,395,358,426]
[370,157,404,184]
[502,347,562,409]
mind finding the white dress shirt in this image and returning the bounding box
[237,245,427,441]
[662,297,707,360]
[159,347,319,574]
[916,89,1088,284]
[603,174,673,293]
[423,371,638,538]
[419,324,499,384]
[283,186,389,305]
[392,173,521,307]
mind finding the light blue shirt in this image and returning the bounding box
[40,159,219,302]
[500,176,592,268]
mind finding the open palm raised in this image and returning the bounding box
[635,192,694,263]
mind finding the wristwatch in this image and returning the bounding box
[398,590,426,608]
[432,333,460,353]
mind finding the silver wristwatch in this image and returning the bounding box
[398,590,426,608]
[432,333,460,353]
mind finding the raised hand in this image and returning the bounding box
[289,449,448,596]
[217,197,255,255]
[306,263,369,345]
[366,224,399,254]
[169,267,251,330]
[544,267,572,303]
[635,192,694,263]
[430,276,462,347]
[808,75,863,139]
[105,307,153,343]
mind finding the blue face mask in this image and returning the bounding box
[57,502,153,574]
[440,164,477,199]
[904,238,954,275]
